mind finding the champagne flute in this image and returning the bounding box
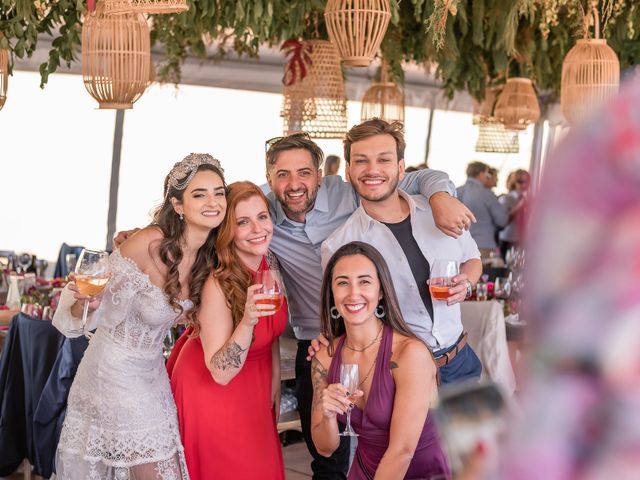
[339,364,359,437]
[73,249,110,337]
[429,260,460,301]
[255,268,285,312]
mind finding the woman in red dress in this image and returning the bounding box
[168,181,287,479]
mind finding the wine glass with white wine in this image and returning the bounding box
[72,249,110,338]
[339,364,360,437]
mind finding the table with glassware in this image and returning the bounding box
[460,246,526,395]
[460,300,516,395]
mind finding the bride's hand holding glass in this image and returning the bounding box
[69,274,103,313]
[68,249,111,337]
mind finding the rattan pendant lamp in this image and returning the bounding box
[82,1,151,109]
[361,58,404,123]
[473,87,519,153]
[475,120,520,153]
[494,75,540,131]
[281,39,348,139]
[561,7,619,125]
[324,0,391,67]
[0,43,8,111]
[104,0,188,15]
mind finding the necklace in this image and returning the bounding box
[357,356,378,391]
[345,322,384,352]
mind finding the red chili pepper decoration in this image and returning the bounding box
[281,39,313,87]
[87,0,96,12]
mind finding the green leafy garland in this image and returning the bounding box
[0,0,638,99]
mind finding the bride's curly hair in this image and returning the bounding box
[151,161,226,322]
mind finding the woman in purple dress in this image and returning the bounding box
[311,241,449,479]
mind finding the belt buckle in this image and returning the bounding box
[436,339,461,367]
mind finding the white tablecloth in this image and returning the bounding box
[460,300,516,395]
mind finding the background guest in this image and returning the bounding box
[324,154,342,178]
[457,161,508,261]
[498,169,530,259]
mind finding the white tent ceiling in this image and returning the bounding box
[15,35,475,113]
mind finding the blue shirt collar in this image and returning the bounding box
[467,177,485,187]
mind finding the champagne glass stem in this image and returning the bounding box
[81,299,90,334]
[345,407,353,434]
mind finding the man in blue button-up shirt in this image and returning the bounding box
[456,161,508,258]
[264,133,474,479]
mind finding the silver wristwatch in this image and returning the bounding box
[465,280,473,299]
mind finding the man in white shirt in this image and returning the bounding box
[321,119,483,383]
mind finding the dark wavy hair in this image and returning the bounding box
[265,133,325,171]
[150,161,226,325]
[320,241,421,357]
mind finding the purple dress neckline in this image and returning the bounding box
[328,325,450,479]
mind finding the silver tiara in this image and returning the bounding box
[168,153,224,191]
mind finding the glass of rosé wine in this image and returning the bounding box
[71,249,110,338]
[429,260,459,302]
[255,268,285,312]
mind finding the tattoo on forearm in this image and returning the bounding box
[311,357,328,411]
[211,341,248,371]
[389,361,398,370]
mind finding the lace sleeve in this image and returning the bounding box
[52,251,145,336]
[52,285,87,338]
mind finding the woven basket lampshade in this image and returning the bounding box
[494,77,540,131]
[281,39,347,139]
[472,87,499,125]
[361,60,404,123]
[561,39,619,125]
[0,47,8,111]
[324,0,391,67]
[104,0,188,15]
[82,3,150,109]
[473,87,519,153]
[475,118,520,154]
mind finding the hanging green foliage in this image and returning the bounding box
[0,0,638,99]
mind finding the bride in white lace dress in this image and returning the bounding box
[52,154,227,480]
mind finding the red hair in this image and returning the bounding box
[212,181,270,329]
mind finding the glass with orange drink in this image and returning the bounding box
[429,260,459,302]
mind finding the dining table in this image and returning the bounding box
[460,300,517,395]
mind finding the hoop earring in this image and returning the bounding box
[374,304,385,319]
[330,306,341,320]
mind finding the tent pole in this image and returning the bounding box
[105,109,125,251]
[529,116,545,194]
[423,92,436,167]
